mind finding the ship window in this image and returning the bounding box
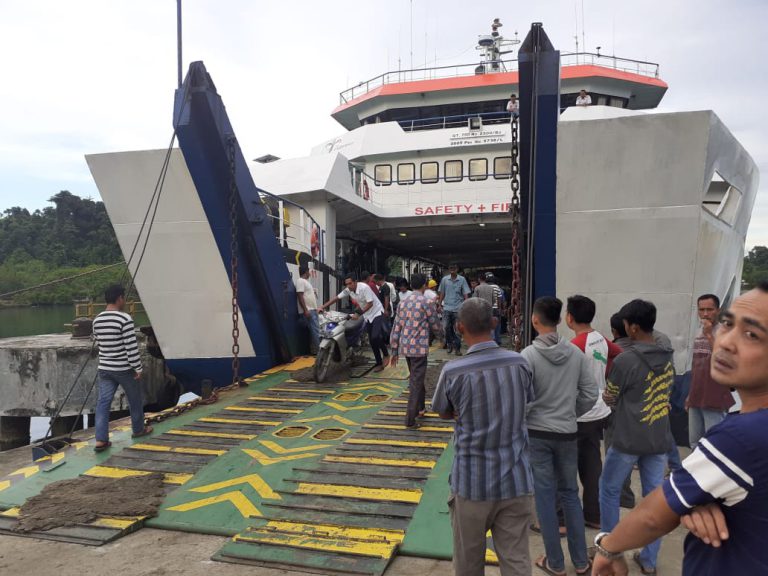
[703,171,742,226]
[493,156,512,179]
[610,97,625,108]
[445,160,463,183]
[420,162,439,184]
[597,96,608,106]
[374,164,392,186]
[397,163,416,185]
[469,158,488,181]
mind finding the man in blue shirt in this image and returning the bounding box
[432,298,535,576]
[591,281,768,576]
[437,263,471,355]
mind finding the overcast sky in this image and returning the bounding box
[1,0,766,247]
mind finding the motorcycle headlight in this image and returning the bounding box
[325,322,337,333]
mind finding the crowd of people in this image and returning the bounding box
[298,266,768,575]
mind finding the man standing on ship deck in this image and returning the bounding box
[295,266,319,354]
[438,264,471,355]
[93,284,152,452]
[319,273,390,372]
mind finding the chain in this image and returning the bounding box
[227,137,241,385]
[509,117,523,352]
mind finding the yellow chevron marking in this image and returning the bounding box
[486,548,499,564]
[226,406,301,414]
[0,481,10,492]
[72,441,90,451]
[131,443,226,456]
[0,507,20,517]
[33,453,66,464]
[167,491,261,517]
[261,357,316,374]
[190,472,279,499]
[295,482,422,504]
[248,396,316,404]
[323,402,378,412]
[265,519,405,543]
[199,417,279,426]
[258,440,332,454]
[391,399,432,405]
[346,438,448,449]
[243,447,319,466]
[324,455,435,469]
[84,466,192,485]
[167,429,256,440]
[10,466,39,479]
[297,415,357,426]
[362,424,453,433]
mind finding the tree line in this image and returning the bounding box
[0,191,127,305]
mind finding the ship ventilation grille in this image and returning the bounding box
[702,171,742,226]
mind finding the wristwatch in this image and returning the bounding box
[594,532,624,560]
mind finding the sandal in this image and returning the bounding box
[94,441,112,453]
[633,552,657,575]
[535,556,566,576]
[575,560,593,575]
[132,425,154,438]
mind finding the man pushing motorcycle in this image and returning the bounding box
[319,272,391,372]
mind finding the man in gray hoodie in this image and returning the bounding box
[522,297,598,576]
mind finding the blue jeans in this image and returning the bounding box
[492,311,502,345]
[443,310,461,349]
[303,310,320,353]
[529,436,589,572]
[688,407,726,448]
[667,429,682,472]
[600,447,666,569]
[95,369,146,442]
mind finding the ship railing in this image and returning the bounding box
[399,111,510,132]
[339,52,661,104]
[75,301,145,319]
[255,186,327,265]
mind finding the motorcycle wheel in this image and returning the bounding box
[314,345,333,383]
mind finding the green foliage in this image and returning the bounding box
[0,191,127,305]
[743,246,768,290]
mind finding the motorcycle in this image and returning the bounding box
[314,311,366,382]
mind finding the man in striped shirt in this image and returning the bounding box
[431,298,534,576]
[92,284,152,452]
[591,281,768,575]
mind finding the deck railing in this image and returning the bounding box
[339,52,661,105]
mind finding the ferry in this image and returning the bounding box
[86,20,758,394]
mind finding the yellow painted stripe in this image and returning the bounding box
[391,399,431,405]
[269,388,329,394]
[248,396,316,404]
[486,548,499,564]
[167,491,261,517]
[0,481,10,492]
[264,520,404,543]
[298,415,357,425]
[226,406,301,414]
[346,438,448,449]
[131,443,226,456]
[379,410,441,418]
[362,424,453,433]
[235,531,396,559]
[167,429,256,440]
[84,466,192,485]
[324,455,435,469]
[34,452,66,464]
[91,517,143,529]
[0,507,20,518]
[294,482,422,504]
[199,417,279,426]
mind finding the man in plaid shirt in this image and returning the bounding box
[390,273,444,428]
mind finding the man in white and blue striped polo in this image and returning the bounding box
[92,284,152,452]
[432,298,534,576]
[591,281,768,576]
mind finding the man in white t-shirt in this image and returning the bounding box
[295,266,319,353]
[507,93,520,120]
[566,295,623,529]
[319,272,390,372]
[575,89,592,106]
